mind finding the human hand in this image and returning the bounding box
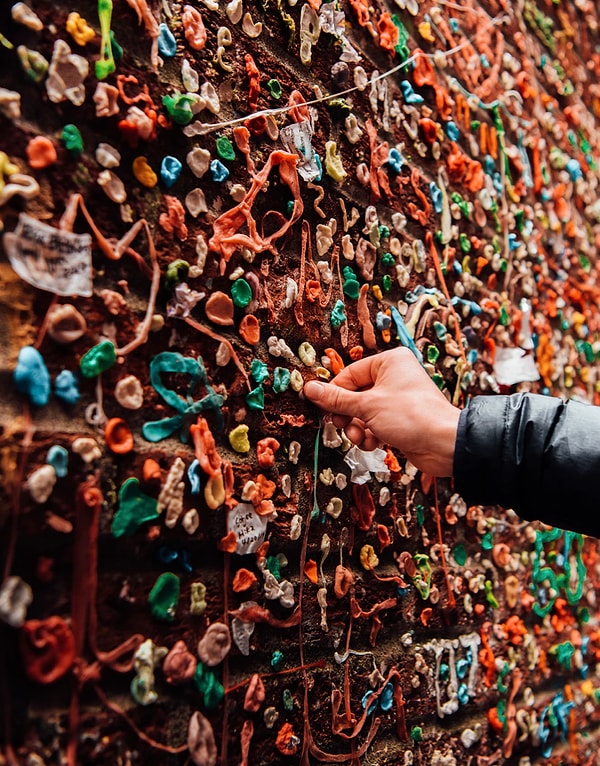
[304,347,460,477]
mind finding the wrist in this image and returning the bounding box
[431,404,461,477]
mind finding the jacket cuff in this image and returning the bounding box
[453,395,509,508]
[453,392,600,536]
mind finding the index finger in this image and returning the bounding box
[331,352,385,391]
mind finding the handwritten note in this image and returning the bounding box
[228,502,268,555]
[280,120,320,182]
[4,213,93,297]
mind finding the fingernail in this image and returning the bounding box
[304,380,324,401]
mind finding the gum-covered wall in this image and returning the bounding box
[1,0,600,764]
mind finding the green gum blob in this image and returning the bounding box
[459,233,472,253]
[282,689,294,711]
[231,278,252,308]
[412,553,431,599]
[165,259,190,290]
[267,79,282,99]
[265,555,281,580]
[112,478,159,537]
[162,93,196,125]
[216,135,236,161]
[61,124,83,155]
[427,345,440,364]
[148,572,180,622]
[80,340,117,378]
[342,273,360,299]
[484,579,499,608]
[452,543,467,566]
[96,0,116,79]
[194,663,225,709]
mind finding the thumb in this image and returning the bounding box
[304,380,363,418]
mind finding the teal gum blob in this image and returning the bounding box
[14,346,51,406]
[54,370,80,404]
[142,352,224,442]
[246,384,265,411]
[160,155,183,188]
[157,22,177,57]
[112,478,160,537]
[273,367,291,393]
[231,278,252,308]
[47,445,69,478]
[330,300,347,329]
[250,359,269,385]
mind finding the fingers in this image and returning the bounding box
[344,421,380,450]
[304,380,365,419]
[332,413,352,430]
[331,353,384,391]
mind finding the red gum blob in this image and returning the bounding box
[240,720,254,766]
[413,50,436,87]
[20,616,76,684]
[245,54,260,111]
[334,564,354,598]
[26,136,57,169]
[159,196,188,240]
[348,0,372,29]
[287,90,310,123]
[256,437,280,469]
[419,117,439,145]
[244,673,265,712]
[352,484,375,532]
[377,524,391,552]
[446,143,484,192]
[218,530,237,553]
[208,150,304,275]
[104,418,134,454]
[275,723,299,756]
[204,291,234,326]
[163,639,197,684]
[238,314,260,345]
[364,119,390,203]
[324,348,345,374]
[229,603,301,628]
[233,126,255,175]
[116,74,156,108]
[357,284,377,350]
[182,5,207,50]
[143,457,161,482]
[304,559,318,584]
[190,417,222,478]
[407,167,431,226]
[232,568,257,592]
[377,12,399,52]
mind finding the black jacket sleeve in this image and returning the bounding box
[453,392,600,537]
